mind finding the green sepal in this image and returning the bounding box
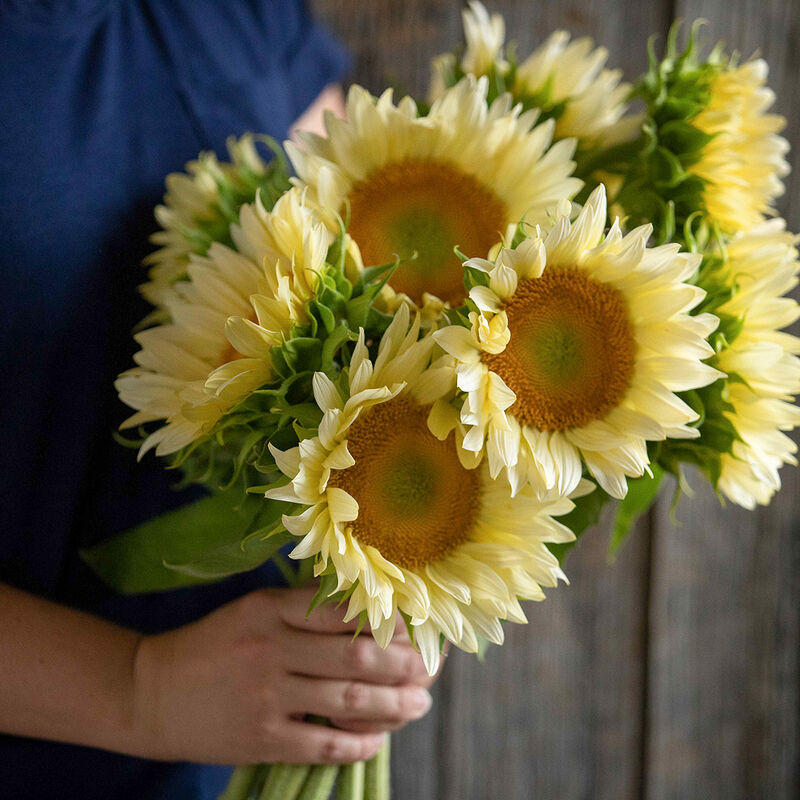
[80,492,272,593]
[611,21,731,246]
[306,572,341,617]
[659,377,742,490]
[464,262,491,290]
[608,466,664,558]
[279,337,323,374]
[320,323,353,372]
[352,609,369,639]
[475,634,491,663]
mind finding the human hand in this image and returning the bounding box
[131,586,438,765]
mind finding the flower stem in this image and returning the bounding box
[337,761,366,800]
[297,763,339,800]
[258,763,311,800]
[364,735,391,800]
[217,765,260,800]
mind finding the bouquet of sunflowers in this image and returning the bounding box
[83,4,799,798]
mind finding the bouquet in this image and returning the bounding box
[83,4,800,798]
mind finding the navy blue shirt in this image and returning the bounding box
[0,1,348,796]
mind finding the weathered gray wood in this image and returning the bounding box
[645,2,800,799]
[648,471,800,800]
[436,510,651,800]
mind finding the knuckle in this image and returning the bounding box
[342,681,369,714]
[346,638,374,674]
[359,736,383,761]
[401,649,420,682]
[319,732,351,764]
[400,687,422,717]
[258,714,282,747]
[240,588,275,618]
[315,602,341,628]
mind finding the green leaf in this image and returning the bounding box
[608,466,664,558]
[164,529,293,580]
[80,493,272,593]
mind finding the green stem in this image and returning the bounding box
[297,764,339,800]
[337,761,366,800]
[258,763,311,800]
[217,765,260,800]
[364,735,391,800]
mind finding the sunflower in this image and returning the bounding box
[266,307,587,674]
[286,77,581,310]
[430,3,637,150]
[117,188,334,458]
[459,0,506,76]
[434,185,723,498]
[688,59,790,234]
[142,134,287,307]
[512,30,637,146]
[711,220,800,508]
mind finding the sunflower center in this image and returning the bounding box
[483,268,636,430]
[347,160,507,306]
[327,395,481,569]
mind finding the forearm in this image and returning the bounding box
[0,582,147,757]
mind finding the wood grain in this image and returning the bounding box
[645,3,800,799]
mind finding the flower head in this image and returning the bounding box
[430,3,637,149]
[287,77,581,310]
[117,188,337,457]
[688,59,790,233]
[616,32,790,242]
[142,135,290,307]
[267,307,586,674]
[711,220,800,507]
[434,185,723,498]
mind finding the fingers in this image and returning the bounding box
[275,588,407,639]
[276,588,362,633]
[281,629,429,686]
[328,717,413,734]
[282,675,432,724]
[270,719,386,765]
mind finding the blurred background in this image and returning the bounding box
[311,1,800,798]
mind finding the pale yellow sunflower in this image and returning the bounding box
[689,59,789,234]
[712,219,800,508]
[266,307,588,674]
[434,185,723,498]
[513,30,638,146]
[430,4,638,149]
[286,77,581,311]
[460,0,507,76]
[117,188,334,457]
[142,134,275,307]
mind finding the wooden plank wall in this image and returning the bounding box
[311,2,800,797]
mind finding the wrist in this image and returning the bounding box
[127,632,175,761]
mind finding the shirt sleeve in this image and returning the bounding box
[281,0,351,120]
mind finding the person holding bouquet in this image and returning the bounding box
[0,2,437,798]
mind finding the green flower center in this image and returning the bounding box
[347,160,507,306]
[327,395,481,569]
[483,267,637,430]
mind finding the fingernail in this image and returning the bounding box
[411,688,432,713]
